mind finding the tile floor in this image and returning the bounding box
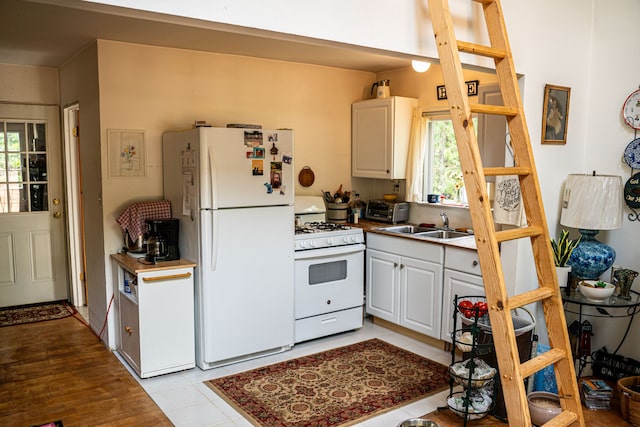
[113,316,453,427]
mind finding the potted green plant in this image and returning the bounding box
[551,229,580,288]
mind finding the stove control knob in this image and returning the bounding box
[309,240,316,248]
[327,238,333,245]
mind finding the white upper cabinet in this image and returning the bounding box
[351,96,418,179]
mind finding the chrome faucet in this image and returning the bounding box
[440,212,450,230]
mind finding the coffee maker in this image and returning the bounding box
[145,218,180,263]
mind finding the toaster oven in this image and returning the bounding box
[366,200,409,223]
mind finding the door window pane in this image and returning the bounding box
[0,120,48,212]
[7,122,25,151]
[30,184,48,211]
[7,153,21,182]
[28,122,47,151]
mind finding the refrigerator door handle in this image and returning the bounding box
[210,210,219,271]
[208,144,218,210]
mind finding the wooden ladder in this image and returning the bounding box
[426,0,584,426]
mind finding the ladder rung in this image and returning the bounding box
[457,40,507,59]
[494,226,543,243]
[543,410,579,427]
[521,348,566,379]
[469,103,518,116]
[484,166,532,177]
[508,288,554,309]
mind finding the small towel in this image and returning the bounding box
[493,175,527,226]
[116,200,171,239]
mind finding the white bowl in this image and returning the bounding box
[578,280,615,302]
[528,391,561,426]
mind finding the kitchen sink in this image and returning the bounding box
[379,225,435,234]
[378,225,471,240]
[413,230,471,240]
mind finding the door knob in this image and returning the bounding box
[53,212,61,219]
[53,198,60,205]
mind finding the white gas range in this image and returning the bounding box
[293,197,365,343]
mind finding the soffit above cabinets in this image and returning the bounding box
[0,0,412,72]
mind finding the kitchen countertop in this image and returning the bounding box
[349,220,477,250]
[111,253,196,274]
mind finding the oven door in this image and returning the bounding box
[294,243,365,319]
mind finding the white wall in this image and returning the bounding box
[0,63,58,104]
[59,43,109,339]
[577,0,640,357]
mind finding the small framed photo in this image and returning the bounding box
[541,84,571,145]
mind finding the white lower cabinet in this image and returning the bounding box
[441,247,484,343]
[366,234,444,339]
[111,254,196,378]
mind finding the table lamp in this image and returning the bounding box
[560,173,623,280]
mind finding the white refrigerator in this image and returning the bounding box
[163,127,294,369]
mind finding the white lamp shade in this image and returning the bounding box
[560,174,623,230]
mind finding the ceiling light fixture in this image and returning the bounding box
[411,60,431,73]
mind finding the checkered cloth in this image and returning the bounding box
[116,200,172,239]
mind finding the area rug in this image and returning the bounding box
[0,301,75,327]
[205,338,450,427]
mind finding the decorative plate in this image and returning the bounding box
[622,88,640,130]
[623,138,640,169]
[624,173,640,209]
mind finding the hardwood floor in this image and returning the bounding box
[0,315,170,426]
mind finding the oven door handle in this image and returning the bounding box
[295,243,365,260]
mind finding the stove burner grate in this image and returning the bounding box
[295,225,315,234]
[305,221,351,231]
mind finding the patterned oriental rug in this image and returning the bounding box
[205,338,449,427]
[0,301,75,327]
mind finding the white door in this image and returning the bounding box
[200,205,294,366]
[365,248,401,323]
[0,104,68,307]
[202,128,294,209]
[400,256,443,339]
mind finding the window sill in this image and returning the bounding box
[414,201,469,209]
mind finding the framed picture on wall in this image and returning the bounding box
[107,129,146,177]
[541,84,571,145]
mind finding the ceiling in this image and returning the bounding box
[0,0,414,72]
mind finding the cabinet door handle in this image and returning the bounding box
[394,262,399,268]
[400,263,405,269]
[125,326,134,335]
[472,260,479,267]
[142,272,192,282]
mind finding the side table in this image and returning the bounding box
[561,288,640,377]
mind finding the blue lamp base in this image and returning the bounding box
[568,229,616,280]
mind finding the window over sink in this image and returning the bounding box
[422,113,477,205]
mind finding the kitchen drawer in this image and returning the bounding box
[295,306,363,343]
[445,247,481,275]
[366,233,444,264]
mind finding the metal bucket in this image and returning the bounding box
[326,202,348,223]
[397,419,439,427]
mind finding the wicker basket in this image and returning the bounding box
[618,376,640,426]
